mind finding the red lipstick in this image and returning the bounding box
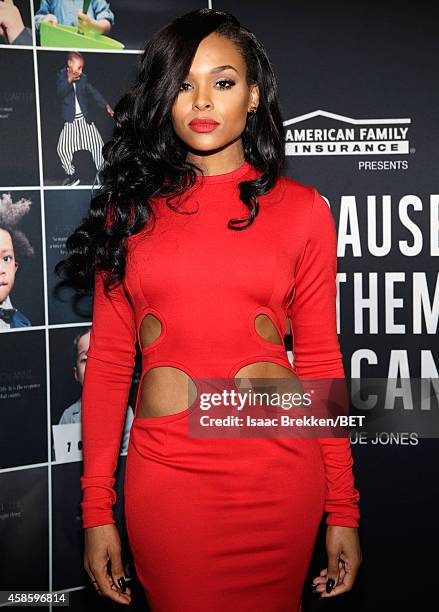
[189,118,220,133]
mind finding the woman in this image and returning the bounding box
[56,8,362,611]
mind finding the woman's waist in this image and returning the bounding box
[140,346,295,379]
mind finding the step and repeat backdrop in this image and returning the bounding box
[0,2,437,610]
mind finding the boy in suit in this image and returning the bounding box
[0,193,34,330]
[56,51,113,185]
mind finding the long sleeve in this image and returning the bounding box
[85,74,109,109]
[33,0,51,31]
[92,0,115,26]
[80,269,136,529]
[287,188,360,528]
[56,68,72,100]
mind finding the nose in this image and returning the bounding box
[192,85,213,111]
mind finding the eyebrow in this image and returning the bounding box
[188,64,239,75]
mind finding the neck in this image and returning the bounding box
[186,152,246,177]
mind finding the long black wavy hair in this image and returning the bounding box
[55,8,286,295]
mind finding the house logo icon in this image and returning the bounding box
[283,110,411,156]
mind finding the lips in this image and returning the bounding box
[189,119,220,133]
[189,118,219,126]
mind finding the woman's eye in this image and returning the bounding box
[178,79,236,92]
[216,79,235,89]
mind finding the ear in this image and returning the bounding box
[249,81,260,111]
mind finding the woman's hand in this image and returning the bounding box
[311,525,362,599]
[84,524,132,605]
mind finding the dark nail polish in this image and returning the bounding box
[326,578,335,593]
[118,577,127,592]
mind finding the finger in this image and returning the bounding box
[92,565,130,605]
[104,572,119,593]
[338,558,360,591]
[325,550,340,593]
[312,559,345,583]
[312,559,346,587]
[313,571,345,595]
[109,551,132,597]
[338,564,346,584]
[312,567,344,594]
[320,562,360,598]
[105,569,131,595]
[311,567,327,586]
[105,567,132,603]
[92,580,102,596]
[84,567,102,596]
[319,580,351,598]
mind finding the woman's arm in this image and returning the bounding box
[80,268,136,529]
[287,187,360,528]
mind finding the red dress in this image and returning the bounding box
[80,160,360,611]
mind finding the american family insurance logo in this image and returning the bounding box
[284,110,411,156]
